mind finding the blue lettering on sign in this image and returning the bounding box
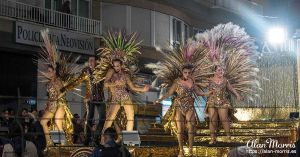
[17,25,22,39]
[16,23,94,53]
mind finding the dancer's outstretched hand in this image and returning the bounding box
[153,99,161,105]
[143,85,150,92]
[208,90,214,95]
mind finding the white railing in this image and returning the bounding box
[0,0,101,35]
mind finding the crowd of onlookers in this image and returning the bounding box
[11,107,300,157]
[0,108,98,157]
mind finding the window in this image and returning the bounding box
[171,17,190,44]
[184,24,189,43]
[78,0,90,18]
[45,0,62,11]
[172,18,182,44]
[71,0,77,14]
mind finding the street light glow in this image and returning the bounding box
[267,27,287,44]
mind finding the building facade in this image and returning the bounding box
[0,0,264,117]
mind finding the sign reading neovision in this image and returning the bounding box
[15,22,94,54]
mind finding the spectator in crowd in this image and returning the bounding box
[30,108,38,121]
[73,114,84,144]
[61,1,71,14]
[20,108,33,134]
[21,108,28,118]
[92,127,131,157]
[0,109,13,127]
[9,109,14,116]
[2,122,38,157]
[9,109,15,120]
[60,0,71,28]
[0,136,10,156]
[28,110,46,157]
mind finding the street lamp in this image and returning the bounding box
[267,27,287,45]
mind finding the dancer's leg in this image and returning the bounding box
[54,106,66,144]
[208,107,218,144]
[175,109,184,157]
[186,110,196,155]
[123,101,134,131]
[54,106,66,132]
[218,106,230,136]
[40,111,54,147]
[101,103,120,133]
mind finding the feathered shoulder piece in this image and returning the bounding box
[146,39,212,87]
[38,29,82,85]
[93,31,142,83]
[196,22,260,101]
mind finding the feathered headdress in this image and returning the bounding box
[146,39,212,86]
[38,29,82,85]
[93,31,142,83]
[37,29,83,138]
[196,22,260,101]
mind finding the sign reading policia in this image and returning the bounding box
[15,21,94,55]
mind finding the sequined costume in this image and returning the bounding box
[173,81,195,114]
[93,31,144,132]
[108,73,131,104]
[146,41,213,139]
[38,29,82,147]
[163,79,197,135]
[206,80,230,109]
[205,80,238,123]
[196,22,260,102]
[46,80,74,145]
[105,72,134,131]
[146,39,213,156]
[195,23,259,140]
[46,81,66,113]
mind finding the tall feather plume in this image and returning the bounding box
[38,29,83,85]
[196,22,260,101]
[146,40,213,86]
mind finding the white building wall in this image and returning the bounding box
[154,11,170,49]
[102,3,172,49]
[131,7,151,46]
[102,3,127,32]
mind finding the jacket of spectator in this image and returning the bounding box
[2,140,38,157]
[2,122,38,157]
[91,127,131,157]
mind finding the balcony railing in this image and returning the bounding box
[0,0,101,35]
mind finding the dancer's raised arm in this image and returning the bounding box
[125,74,149,92]
[155,82,177,104]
